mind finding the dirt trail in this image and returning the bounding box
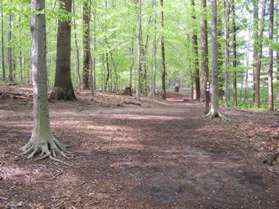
[1,92,279,209]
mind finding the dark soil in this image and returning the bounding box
[1,86,279,209]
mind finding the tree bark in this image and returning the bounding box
[1,1,5,81]
[224,0,230,107]
[82,0,91,90]
[191,0,200,100]
[255,0,267,107]
[149,0,157,97]
[209,0,219,117]
[160,0,166,100]
[72,0,81,89]
[252,0,259,104]
[232,0,237,107]
[7,14,13,82]
[51,0,76,100]
[136,0,144,99]
[268,0,274,111]
[21,0,65,159]
[200,0,209,113]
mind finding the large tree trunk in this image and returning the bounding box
[208,0,219,117]
[160,0,166,100]
[200,0,209,112]
[268,0,274,111]
[82,0,91,90]
[1,2,5,81]
[21,0,65,159]
[51,0,76,101]
[191,0,200,101]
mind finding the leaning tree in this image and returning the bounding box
[21,0,65,159]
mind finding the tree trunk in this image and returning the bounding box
[7,14,13,82]
[252,0,259,104]
[200,0,209,113]
[1,2,5,81]
[82,0,91,90]
[72,0,81,89]
[209,0,219,117]
[136,0,144,99]
[268,0,274,111]
[224,0,230,107]
[21,0,65,159]
[160,0,166,100]
[51,0,76,100]
[255,0,267,107]
[232,0,237,107]
[191,0,200,101]
[149,0,157,97]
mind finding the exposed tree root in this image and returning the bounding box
[263,152,279,166]
[20,135,68,164]
[204,111,230,121]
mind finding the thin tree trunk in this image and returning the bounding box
[136,0,144,99]
[209,0,219,117]
[200,0,209,113]
[72,0,81,89]
[7,14,13,82]
[19,49,23,82]
[160,0,166,100]
[1,2,5,81]
[255,0,267,107]
[82,0,91,90]
[224,0,230,107]
[252,0,259,104]
[232,0,237,107]
[92,3,97,93]
[191,0,200,100]
[268,0,274,111]
[149,0,157,97]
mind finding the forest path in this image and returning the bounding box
[1,92,279,209]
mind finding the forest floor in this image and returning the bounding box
[1,85,279,209]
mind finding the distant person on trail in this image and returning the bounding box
[175,83,180,93]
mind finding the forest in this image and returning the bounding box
[0,0,279,208]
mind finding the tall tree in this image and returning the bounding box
[208,0,220,118]
[72,0,81,89]
[149,0,157,97]
[82,0,91,90]
[252,0,259,104]
[136,0,144,99]
[255,0,267,107]
[21,0,65,159]
[232,0,237,106]
[192,0,200,100]
[268,0,274,111]
[1,1,5,81]
[200,0,210,112]
[160,0,166,100]
[7,13,13,82]
[223,0,230,106]
[51,0,76,100]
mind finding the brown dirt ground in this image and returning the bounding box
[1,86,279,209]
